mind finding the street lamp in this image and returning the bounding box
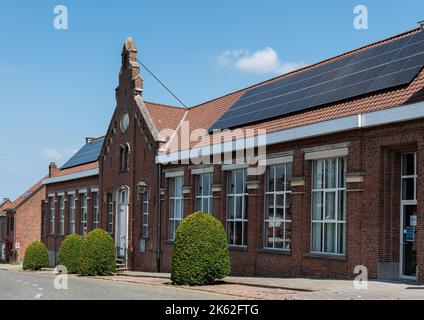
[137,180,148,196]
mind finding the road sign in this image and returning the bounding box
[14,237,21,249]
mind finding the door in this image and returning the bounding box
[117,189,128,259]
[400,153,417,279]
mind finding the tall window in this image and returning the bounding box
[69,194,76,234]
[120,144,130,171]
[80,193,88,236]
[49,197,55,235]
[196,173,212,214]
[227,169,247,246]
[265,163,292,250]
[142,192,149,238]
[58,196,65,236]
[311,157,347,255]
[93,192,99,229]
[168,176,183,240]
[41,210,46,236]
[107,193,114,234]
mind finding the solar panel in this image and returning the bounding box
[61,138,105,169]
[209,30,424,131]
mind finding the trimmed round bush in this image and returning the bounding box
[23,241,49,271]
[171,212,230,286]
[58,234,83,274]
[78,229,116,276]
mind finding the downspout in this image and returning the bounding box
[156,162,162,272]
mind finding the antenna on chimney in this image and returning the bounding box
[418,20,424,30]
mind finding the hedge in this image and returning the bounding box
[171,212,230,286]
[58,234,83,274]
[78,229,116,276]
[23,241,49,271]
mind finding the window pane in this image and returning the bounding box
[228,171,236,194]
[338,190,346,221]
[275,165,285,191]
[285,194,292,221]
[243,222,248,246]
[274,220,284,249]
[176,199,182,218]
[325,192,336,220]
[338,158,346,188]
[227,221,235,245]
[402,178,415,200]
[235,170,245,194]
[169,200,175,218]
[312,223,322,252]
[275,194,284,220]
[202,198,209,214]
[265,194,274,220]
[234,221,243,245]
[402,153,415,176]
[203,174,211,195]
[168,220,175,239]
[265,221,274,248]
[169,179,175,197]
[337,223,346,254]
[312,192,323,220]
[267,166,275,192]
[313,160,324,189]
[176,177,183,197]
[325,159,336,189]
[196,197,202,212]
[227,196,234,219]
[324,223,336,253]
[175,220,181,233]
[196,175,202,196]
[286,163,293,191]
[143,214,148,225]
[235,196,243,219]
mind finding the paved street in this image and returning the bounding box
[0,270,235,300]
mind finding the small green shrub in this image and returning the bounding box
[78,229,116,276]
[23,241,49,271]
[171,212,230,286]
[58,234,83,274]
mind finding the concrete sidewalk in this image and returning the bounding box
[118,271,424,300]
[0,263,23,272]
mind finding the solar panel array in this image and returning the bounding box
[61,138,105,169]
[210,30,424,131]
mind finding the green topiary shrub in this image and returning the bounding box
[23,241,49,271]
[171,212,230,286]
[78,229,116,276]
[58,234,83,274]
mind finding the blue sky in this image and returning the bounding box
[0,0,423,200]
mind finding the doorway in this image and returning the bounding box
[400,153,417,279]
[117,188,129,260]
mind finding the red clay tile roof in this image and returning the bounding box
[144,101,186,133]
[143,27,424,152]
[5,177,46,211]
[55,161,99,177]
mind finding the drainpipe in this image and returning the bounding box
[156,162,162,272]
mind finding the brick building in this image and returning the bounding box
[42,24,424,283]
[42,138,103,265]
[0,178,45,262]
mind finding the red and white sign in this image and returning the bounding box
[14,237,21,250]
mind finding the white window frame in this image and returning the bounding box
[69,194,76,234]
[195,173,213,214]
[49,197,55,235]
[311,157,347,255]
[227,169,248,247]
[80,193,88,236]
[107,193,114,234]
[142,192,149,238]
[58,196,65,236]
[401,152,417,202]
[264,163,292,250]
[168,176,184,241]
[93,192,99,229]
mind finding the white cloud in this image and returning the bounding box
[41,148,77,161]
[217,47,306,75]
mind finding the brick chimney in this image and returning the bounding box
[49,162,59,178]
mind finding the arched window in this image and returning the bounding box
[119,144,130,171]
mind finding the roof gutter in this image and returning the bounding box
[156,100,424,164]
[43,168,99,185]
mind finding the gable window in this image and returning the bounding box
[196,173,212,214]
[227,169,247,247]
[142,192,149,238]
[69,194,76,234]
[120,144,130,171]
[58,196,65,236]
[93,192,99,229]
[80,193,88,236]
[311,157,347,255]
[264,163,292,250]
[107,193,114,234]
[168,176,183,240]
[49,197,55,235]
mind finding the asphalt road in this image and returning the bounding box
[0,270,232,300]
